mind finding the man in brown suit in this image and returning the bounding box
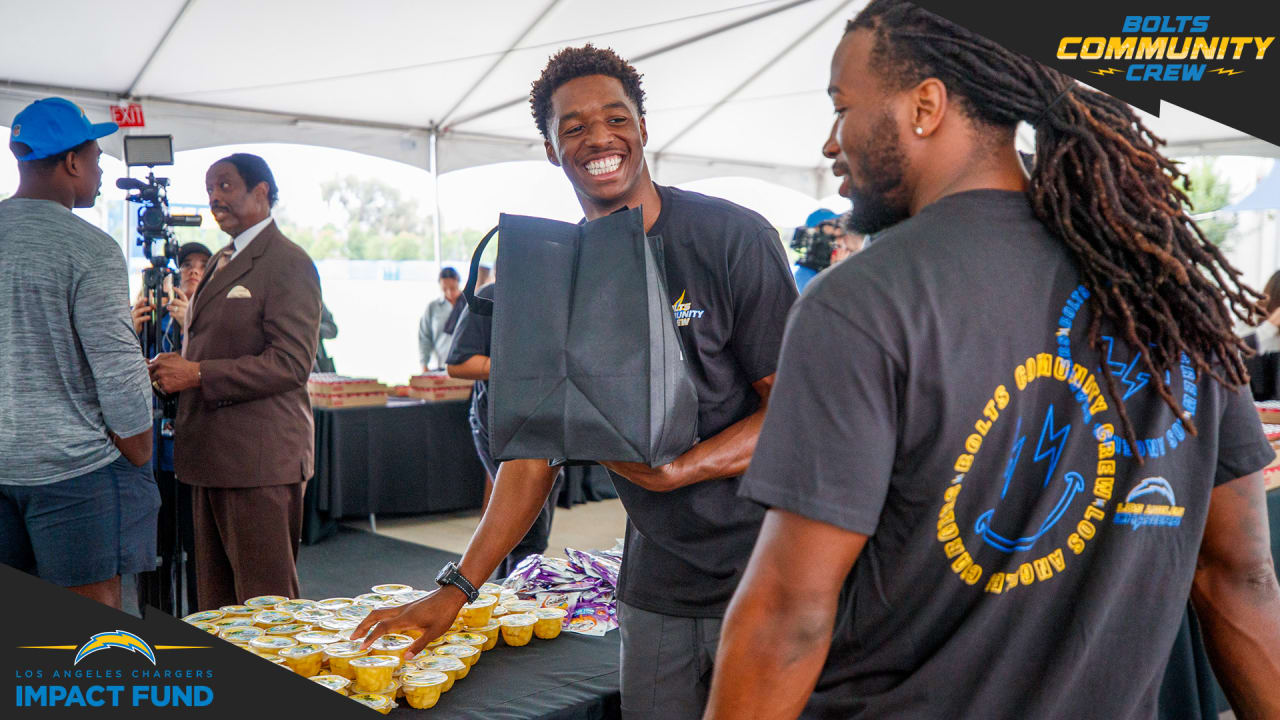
[149,153,320,609]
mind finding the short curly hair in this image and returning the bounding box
[530,44,646,140]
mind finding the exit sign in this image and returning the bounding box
[111,103,145,128]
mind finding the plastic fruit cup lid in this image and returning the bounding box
[245,595,289,607]
[534,608,568,620]
[503,600,537,613]
[294,631,340,645]
[219,605,254,615]
[278,644,324,658]
[434,644,478,659]
[349,694,391,710]
[474,622,500,633]
[293,608,335,623]
[193,623,220,635]
[252,611,294,625]
[310,675,350,691]
[371,634,413,651]
[500,613,536,627]
[275,600,316,613]
[350,655,400,668]
[249,636,297,650]
[323,642,367,657]
[220,628,265,642]
[416,656,465,672]
[371,584,413,595]
[315,598,354,610]
[183,611,223,623]
[478,583,504,595]
[265,623,309,635]
[464,594,497,609]
[320,617,360,631]
[401,670,448,687]
[212,617,256,628]
[445,632,485,645]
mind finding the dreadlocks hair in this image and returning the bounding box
[848,0,1265,457]
[530,44,646,140]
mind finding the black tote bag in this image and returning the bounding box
[462,207,698,467]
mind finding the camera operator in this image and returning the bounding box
[130,242,211,349]
[0,98,158,610]
[791,208,841,292]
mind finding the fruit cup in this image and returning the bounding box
[499,613,536,647]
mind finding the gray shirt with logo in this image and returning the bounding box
[0,198,153,485]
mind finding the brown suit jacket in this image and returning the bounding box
[175,221,321,488]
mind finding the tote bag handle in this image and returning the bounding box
[462,224,500,316]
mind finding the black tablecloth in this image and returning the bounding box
[388,632,620,719]
[303,399,485,543]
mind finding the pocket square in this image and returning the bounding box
[226,285,252,299]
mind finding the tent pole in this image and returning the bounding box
[430,126,443,270]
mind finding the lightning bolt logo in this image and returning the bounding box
[974,406,1084,553]
[1032,406,1070,486]
[1102,336,1149,402]
[1210,68,1244,76]
[1089,67,1122,76]
[73,630,155,665]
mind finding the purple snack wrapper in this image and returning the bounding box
[502,546,623,636]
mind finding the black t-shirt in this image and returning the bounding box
[741,190,1273,719]
[612,184,797,617]
[446,283,494,427]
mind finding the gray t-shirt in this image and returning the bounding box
[0,198,153,485]
[741,190,1273,719]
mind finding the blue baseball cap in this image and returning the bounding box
[805,208,839,227]
[9,97,117,161]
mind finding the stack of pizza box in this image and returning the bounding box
[308,374,389,408]
[408,372,474,403]
[1255,401,1280,491]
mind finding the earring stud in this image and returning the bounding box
[914,126,924,135]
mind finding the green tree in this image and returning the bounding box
[1179,159,1237,249]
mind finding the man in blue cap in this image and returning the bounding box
[0,98,158,610]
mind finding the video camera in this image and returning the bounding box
[116,135,202,403]
[117,135,201,265]
[790,224,837,272]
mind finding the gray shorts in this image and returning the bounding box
[0,455,160,586]
[618,601,724,720]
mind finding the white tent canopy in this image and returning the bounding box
[3,0,1277,202]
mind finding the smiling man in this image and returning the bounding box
[148,153,321,609]
[705,2,1280,719]
[357,45,797,719]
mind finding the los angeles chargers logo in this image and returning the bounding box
[671,290,705,327]
[74,630,156,666]
[1114,477,1187,530]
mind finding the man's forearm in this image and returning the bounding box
[671,404,766,488]
[1192,562,1280,718]
[454,459,560,587]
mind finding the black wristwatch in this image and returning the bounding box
[435,561,479,603]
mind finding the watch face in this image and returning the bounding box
[435,562,455,585]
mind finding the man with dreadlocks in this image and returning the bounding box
[355,45,797,719]
[706,1,1280,719]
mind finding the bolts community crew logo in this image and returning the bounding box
[1056,15,1275,81]
[671,290,705,327]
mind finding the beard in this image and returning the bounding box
[844,111,911,235]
